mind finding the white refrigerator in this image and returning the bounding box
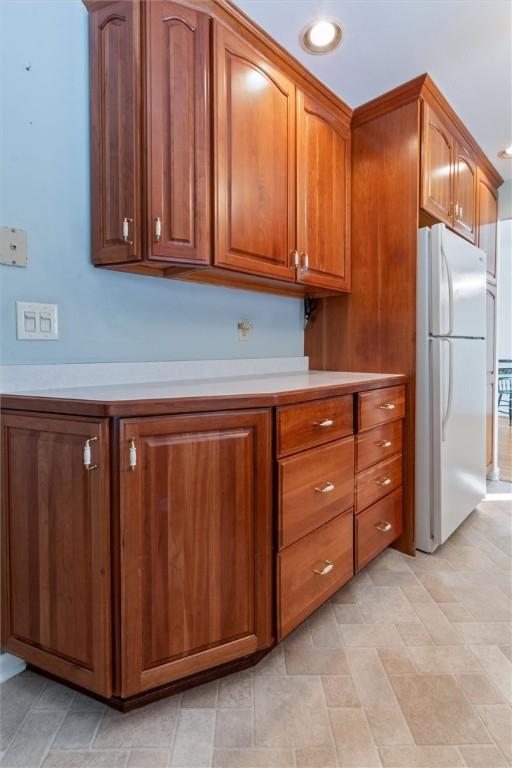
[416,224,487,553]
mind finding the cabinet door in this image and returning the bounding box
[486,284,497,470]
[296,91,351,292]
[421,102,454,225]
[119,410,272,696]
[1,414,111,696]
[147,2,210,265]
[453,139,477,243]
[88,1,141,265]
[477,169,499,281]
[214,24,296,282]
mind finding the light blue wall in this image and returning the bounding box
[0,0,303,365]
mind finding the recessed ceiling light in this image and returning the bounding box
[498,145,512,158]
[301,19,342,54]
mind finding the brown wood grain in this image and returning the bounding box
[420,101,454,225]
[306,100,419,555]
[277,510,353,640]
[1,414,112,696]
[358,385,406,432]
[213,22,296,282]
[146,2,210,265]
[356,420,403,473]
[278,436,354,549]
[452,137,477,243]
[296,89,351,292]
[88,0,142,265]
[477,167,499,282]
[276,395,353,457]
[118,409,272,696]
[355,454,403,514]
[355,488,403,571]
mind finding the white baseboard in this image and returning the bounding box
[0,652,26,683]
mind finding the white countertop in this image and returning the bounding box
[3,370,401,402]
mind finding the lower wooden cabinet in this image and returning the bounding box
[1,381,405,706]
[118,410,272,696]
[1,414,112,696]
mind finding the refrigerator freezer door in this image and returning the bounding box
[429,224,486,338]
[428,337,486,550]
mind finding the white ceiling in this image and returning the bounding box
[236,0,512,182]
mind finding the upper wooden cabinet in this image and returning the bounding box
[88,0,141,265]
[477,168,499,281]
[1,414,111,697]
[296,90,351,292]
[118,409,272,697]
[421,103,477,243]
[84,0,352,296]
[453,138,477,243]
[214,24,296,282]
[147,1,210,265]
[421,103,454,225]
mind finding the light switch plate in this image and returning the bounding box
[16,302,58,340]
[0,227,28,267]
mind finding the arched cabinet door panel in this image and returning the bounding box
[477,169,498,281]
[89,1,142,265]
[147,2,210,265]
[421,102,454,225]
[296,90,350,292]
[453,139,477,243]
[214,24,296,282]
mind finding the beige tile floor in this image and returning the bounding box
[1,499,511,768]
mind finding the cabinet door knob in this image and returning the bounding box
[122,217,133,245]
[313,418,334,428]
[129,438,137,471]
[314,481,335,494]
[291,249,299,268]
[376,477,392,487]
[83,436,98,471]
[154,217,162,243]
[300,252,309,271]
[376,440,392,448]
[378,403,395,411]
[313,560,334,576]
[375,521,392,532]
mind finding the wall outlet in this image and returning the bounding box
[16,302,58,340]
[0,227,28,267]
[238,319,253,341]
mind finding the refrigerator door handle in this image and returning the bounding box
[441,338,453,442]
[440,242,454,336]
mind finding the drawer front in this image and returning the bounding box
[356,488,403,571]
[356,420,403,473]
[279,436,354,549]
[356,453,402,513]
[358,385,405,432]
[277,511,353,639]
[277,395,353,457]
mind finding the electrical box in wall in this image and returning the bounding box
[0,228,28,267]
[16,302,59,340]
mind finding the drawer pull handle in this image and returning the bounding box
[129,438,137,471]
[314,481,335,494]
[375,521,392,532]
[376,440,392,448]
[376,477,392,486]
[378,403,396,411]
[313,418,334,427]
[313,560,334,576]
